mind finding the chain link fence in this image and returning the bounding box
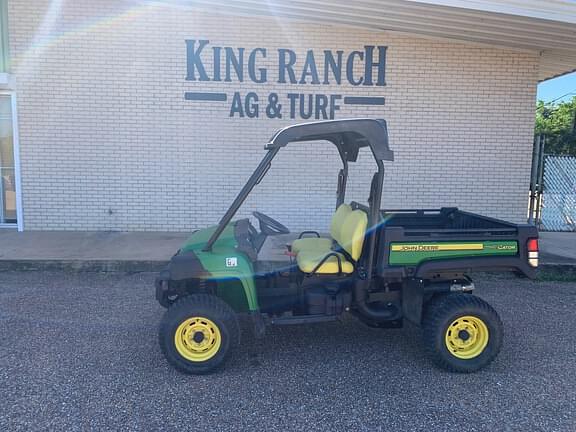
[540,155,576,231]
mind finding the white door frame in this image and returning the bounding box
[0,90,23,231]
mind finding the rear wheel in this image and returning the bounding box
[422,294,503,373]
[159,294,240,374]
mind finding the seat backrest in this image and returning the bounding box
[339,210,368,261]
[330,204,352,242]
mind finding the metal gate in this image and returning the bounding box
[540,155,576,231]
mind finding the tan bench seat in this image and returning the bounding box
[296,209,367,275]
[291,204,351,254]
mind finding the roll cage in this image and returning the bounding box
[203,118,394,276]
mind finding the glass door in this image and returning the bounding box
[0,93,16,224]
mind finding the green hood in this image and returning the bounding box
[176,221,258,312]
[180,223,238,253]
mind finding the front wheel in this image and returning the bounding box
[422,294,503,373]
[159,294,240,374]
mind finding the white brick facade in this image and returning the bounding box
[8,1,539,231]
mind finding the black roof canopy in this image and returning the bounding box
[265,118,394,162]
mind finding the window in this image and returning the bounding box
[0,0,8,73]
[0,3,18,228]
[0,94,16,224]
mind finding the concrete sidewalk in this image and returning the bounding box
[0,229,574,272]
[0,231,189,272]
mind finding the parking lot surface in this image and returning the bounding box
[1,271,575,431]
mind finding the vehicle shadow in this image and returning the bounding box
[230,315,431,373]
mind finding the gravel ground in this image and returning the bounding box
[0,271,575,431]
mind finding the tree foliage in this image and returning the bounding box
[535,97,576,155]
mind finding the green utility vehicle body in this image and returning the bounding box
[155,118,539,374]
[159,214,537,316]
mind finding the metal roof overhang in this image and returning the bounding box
[177,0,576,81]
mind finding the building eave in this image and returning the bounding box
[171,0,576,81]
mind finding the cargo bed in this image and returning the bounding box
[351,206,538,279]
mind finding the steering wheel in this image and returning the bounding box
[252,211,290,236]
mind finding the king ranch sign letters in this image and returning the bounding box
[185,40,387,120]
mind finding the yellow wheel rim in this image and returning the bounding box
[445,315,489,359]
[174,317,222,362]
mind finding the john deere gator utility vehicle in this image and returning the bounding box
[156,119,538,374]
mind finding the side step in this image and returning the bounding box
[269,314,339,325]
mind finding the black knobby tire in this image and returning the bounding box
[159,294,240,374]
[422,293,503,373]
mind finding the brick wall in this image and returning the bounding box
[9,0,539,231]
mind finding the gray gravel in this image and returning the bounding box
[0,271,575,431]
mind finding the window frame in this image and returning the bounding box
[0,91,22,230]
